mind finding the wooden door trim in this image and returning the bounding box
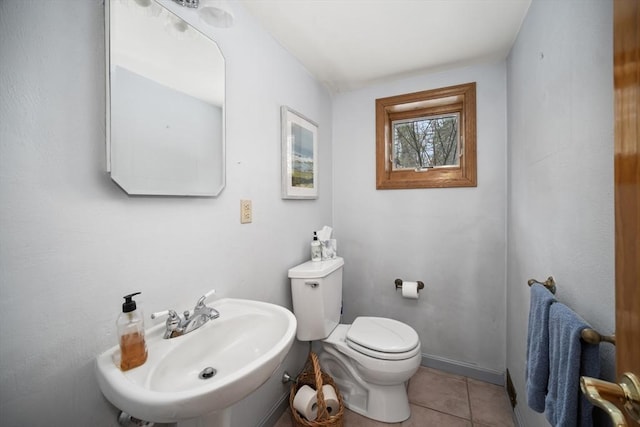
[614,0,639,378]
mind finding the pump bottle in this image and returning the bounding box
[311,231,322,261]
[117,292,148,371]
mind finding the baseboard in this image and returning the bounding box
[420,353,505,386]
[256,390,289,427]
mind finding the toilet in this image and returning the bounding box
[288,257,421,423]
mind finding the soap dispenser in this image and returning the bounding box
[117,292,148,371]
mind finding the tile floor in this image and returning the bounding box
[274,367,515,427]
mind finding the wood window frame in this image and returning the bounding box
[376,82,477,189]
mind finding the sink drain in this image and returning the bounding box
[199,367,217,379]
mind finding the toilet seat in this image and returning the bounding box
[346,317,420,361]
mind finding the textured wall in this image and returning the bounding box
[506,0,615,425]
[332,62,508,375]
[0,1,332,425]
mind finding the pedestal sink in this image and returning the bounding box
[95,298,297,426]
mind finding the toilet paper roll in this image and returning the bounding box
[401,281,420,299]
[321,384,340,416]
[293,385,318,421]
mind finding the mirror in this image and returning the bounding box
[106,0,225,196]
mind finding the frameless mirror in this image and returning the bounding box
[106,0,225,196]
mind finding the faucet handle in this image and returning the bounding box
[151,309,178,320]
[196,289,216,307]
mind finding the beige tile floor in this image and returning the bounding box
[274,367,515,427]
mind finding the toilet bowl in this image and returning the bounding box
[320,319,421,422]
[288,257,422,423]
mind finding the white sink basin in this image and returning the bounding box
[95,298,297,424]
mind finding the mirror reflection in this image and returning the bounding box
[107,0,225,196]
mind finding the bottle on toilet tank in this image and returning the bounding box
[311,232,322,262]
[117,292,148,371]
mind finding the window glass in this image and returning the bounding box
[392,113,459,170]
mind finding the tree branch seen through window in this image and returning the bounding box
[393,114,459,170]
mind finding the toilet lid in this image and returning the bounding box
[346,317,419,355]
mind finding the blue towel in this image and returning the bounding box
[545,303,600,427]
[526,283,557,412]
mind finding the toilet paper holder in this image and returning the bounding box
[394,279,424,291]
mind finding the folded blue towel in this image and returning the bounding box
[545,302,600,427]
[526,283,557,412]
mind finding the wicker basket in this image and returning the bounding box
[290,352,345,427]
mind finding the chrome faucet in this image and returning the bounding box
[151,289,219,339]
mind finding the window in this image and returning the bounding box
[376,82,476,189]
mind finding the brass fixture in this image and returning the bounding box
[580,372,640,426]
[527,276,556,294]
[581,329,616,345]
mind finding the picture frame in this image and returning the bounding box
[281,106,318,199]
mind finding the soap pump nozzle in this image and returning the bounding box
[122,292,141,313]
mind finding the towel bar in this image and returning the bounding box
[528,276,556,294]
[527,277,615,345]
[581,329,616,345]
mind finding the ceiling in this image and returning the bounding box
[239,0,531,93]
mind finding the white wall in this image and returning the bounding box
[0,1,332,425]
[506,0,615,425]
[332,62,508,375]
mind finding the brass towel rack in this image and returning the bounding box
[528,276,615,345]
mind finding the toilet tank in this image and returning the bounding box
[288,257,344,341]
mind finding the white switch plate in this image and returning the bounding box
[240,200,252,224]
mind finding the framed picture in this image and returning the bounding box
[281,106,318,199]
